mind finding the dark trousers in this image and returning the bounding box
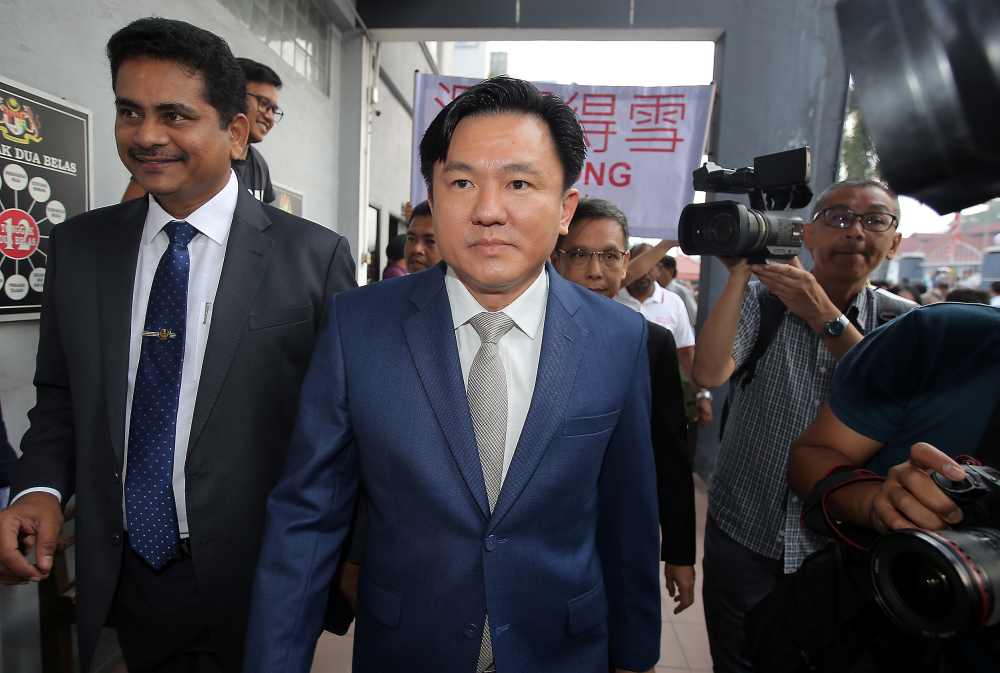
[702,516,783,673]
[110,542,222,673]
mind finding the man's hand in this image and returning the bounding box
[719,255,750,274]
[664,563,696,614]
[749,257,839,332]
[0,492,63,584]
[868,442,966,533]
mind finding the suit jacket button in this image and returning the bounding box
[484,534,497,552]
[113,472,120,482]
[464,623,479,639]
[111,533,122,546]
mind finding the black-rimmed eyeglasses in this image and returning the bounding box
[247,93,284,122]
[813,205,897,232]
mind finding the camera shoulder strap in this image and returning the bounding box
[718,292,786,441]
[733,291,787,390]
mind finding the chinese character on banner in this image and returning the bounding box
[433,82,471,109]
[626,94,687,153]
[566,92,619,154]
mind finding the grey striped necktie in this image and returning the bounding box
[468,311,514,673]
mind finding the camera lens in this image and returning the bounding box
[889,552,956,620]
[872,528,1000,638]
[708,212,738,244]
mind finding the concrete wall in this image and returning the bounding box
[368,41,436,272]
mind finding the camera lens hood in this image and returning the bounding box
[871,527,1000,638]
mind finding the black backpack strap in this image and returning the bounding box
[733,292,788,389]
[719,292,787,441]
[871,287,918,327]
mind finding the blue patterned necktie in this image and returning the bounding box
[125,220,197,569]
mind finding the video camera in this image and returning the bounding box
[678,147,812,264]
[870,465,1000,638]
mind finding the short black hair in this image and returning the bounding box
[107,17,246,128]
[659,255,678,272]
[945,288,989,304]
[386,233,407,261]
[629,242,651,257]
[557,197,629,250]
[419,76,587,194]
[408,200,431,225]
[991,280,1000,294]
[812,179,900,221]
[237,57,282,88]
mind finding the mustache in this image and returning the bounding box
[833,245,868,255]
[129,149,185,162]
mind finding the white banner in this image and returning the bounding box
[410,74,715,239]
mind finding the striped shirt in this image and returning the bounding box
[708,281,881,573]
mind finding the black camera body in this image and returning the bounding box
[933,465,1000,527]
[678,147,813,264]
[871,465,1000,638]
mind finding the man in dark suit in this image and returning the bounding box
[0,18,354,673]
[244,77,661,673]
[551,197,697,615]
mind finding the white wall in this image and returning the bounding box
[368,41,437,273]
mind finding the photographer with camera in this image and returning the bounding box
[692,179,906,673]
[786,301,1000,671]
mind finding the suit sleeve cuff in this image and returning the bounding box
[10,487,62,506]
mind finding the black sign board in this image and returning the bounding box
[0,77,91,321]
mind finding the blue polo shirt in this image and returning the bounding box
[830,302,1000,474]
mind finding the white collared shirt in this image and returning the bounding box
[445,266,548,486]
[615,283,696,348]
[15,171,238,537]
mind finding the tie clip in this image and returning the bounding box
[142,328,177,342]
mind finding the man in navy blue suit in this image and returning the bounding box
[244,76,661,673]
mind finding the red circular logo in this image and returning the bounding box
[0,208,40,260]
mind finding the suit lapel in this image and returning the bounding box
[99,198,147,466]
[187,189,273,457]
[404,266,491,519]
[489,267,585,531]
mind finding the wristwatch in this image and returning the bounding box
[695,390,713,401]
[821,314,850,338]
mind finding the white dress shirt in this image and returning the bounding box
[615,283,696,348]
[445,266,548,485]
[15,171,238,538]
